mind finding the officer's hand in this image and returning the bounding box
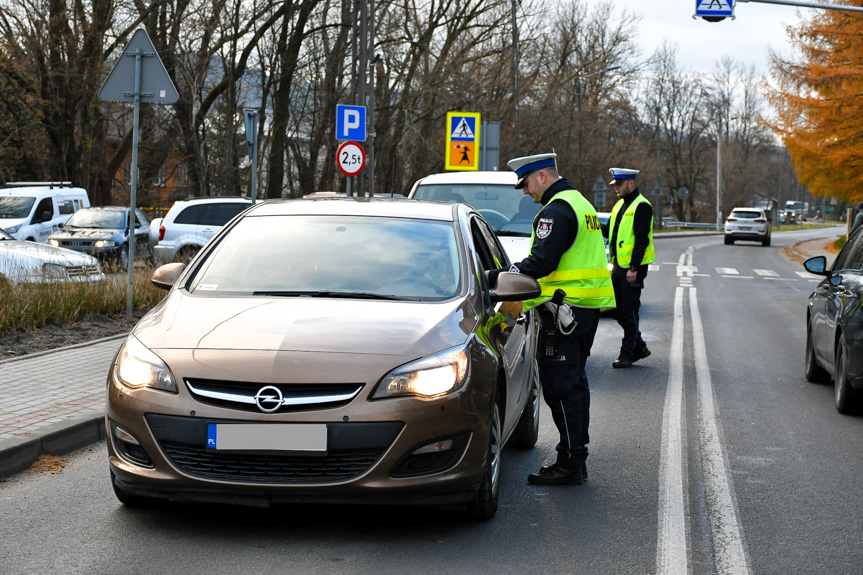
[626,269,638,284]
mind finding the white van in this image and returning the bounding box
[0,182,90,242]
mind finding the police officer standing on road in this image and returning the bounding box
[606,168,655,369]
[490,152,615,486]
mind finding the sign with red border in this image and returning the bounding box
[337,141,366,176]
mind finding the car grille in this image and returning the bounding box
[66,264,100,277]
[159,441,383,483]
[60,240,94,247]
[185,378,364,413]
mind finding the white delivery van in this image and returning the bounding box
[0,182,90,242]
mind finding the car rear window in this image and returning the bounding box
[731,211,761,219]
[189,215,462,301]
[413,183,540,233]
[199,203,248,226]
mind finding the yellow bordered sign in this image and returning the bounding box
[445,111,480,171]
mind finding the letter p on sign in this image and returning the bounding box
[336,104,366,142]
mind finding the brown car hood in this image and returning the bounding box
[133,291,477,358]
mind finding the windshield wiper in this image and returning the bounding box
[495,230,530,237]
[252,290,416,301]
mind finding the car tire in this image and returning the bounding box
[724,236,733,245]
[118,244,129,272]
[510,359,541,448]
[111,471,155,507]
[834,333,858,414]
[466,388,501,520]
[805,324,830,384]
[762,235,771,246]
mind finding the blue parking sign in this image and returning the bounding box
[336,104,366,142]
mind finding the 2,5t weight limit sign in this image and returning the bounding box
[337,141,366,177]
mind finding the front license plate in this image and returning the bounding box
[207,423,327,452]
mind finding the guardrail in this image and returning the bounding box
[662,221,716,230]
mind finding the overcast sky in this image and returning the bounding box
[611,0,817,76]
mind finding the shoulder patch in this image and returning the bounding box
[536,218,554,239]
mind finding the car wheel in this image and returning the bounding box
[111,471,155,507]
[834,333,858,414]
[118,244,130,272]
[762,234,771,246]
[466,388,501,520]
[511,358,541,448]
[176,246,199,264]
[724,236,733,245]
[805,324,829,384]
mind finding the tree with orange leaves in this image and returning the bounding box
[766,6,863,202]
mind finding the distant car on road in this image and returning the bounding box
[0,227,104,288]
[724,207,771,246]
[107,198,542,519]
[151,197,252,264]
[803,225,863,414]
[46,206,153,270]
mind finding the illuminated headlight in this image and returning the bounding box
[116,335,177,392]
[373,345,468,399]
[95,240,116,248]
[47,239,60,247]
[41,263,68,280]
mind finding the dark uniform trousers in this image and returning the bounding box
[611,264,648,355]
[536,305,600,469]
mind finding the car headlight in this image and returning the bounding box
[373,345,469,399]
[116,335,177,392]
[41,263,68,280]
[95,240,116,248]
[6,224,21,234]
[47,239,60,247]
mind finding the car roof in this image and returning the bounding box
[246,198,457,221]
[173,196,251,205]
[731,207,765,212]
[413,171,517,186]
[77,206,127,211]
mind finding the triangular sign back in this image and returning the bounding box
[98,29,179,103]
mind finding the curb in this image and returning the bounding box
[0,414,106,479]
[0,332,128,365]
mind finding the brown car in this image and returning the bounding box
[106,198,541,519]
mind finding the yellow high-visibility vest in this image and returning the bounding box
[609,194,655,268]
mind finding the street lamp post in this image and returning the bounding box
[716,115,723,231]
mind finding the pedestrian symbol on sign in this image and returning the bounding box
[452,117,475,139]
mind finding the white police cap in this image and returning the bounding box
[507,153,557,189]
[608,167,639,185]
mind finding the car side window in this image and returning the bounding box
[470,219,497,272]
[832,231,863,271]
[32,198,53,223]
[475,217,510,269]
[58,200,75,215]
[173,204,204,225]
[135,209,150,225]
[200,203,247,226]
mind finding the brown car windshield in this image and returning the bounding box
[189,215,462,301]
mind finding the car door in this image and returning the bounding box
[814,232,863,366]
[134,209,151,255]
[469,214,531,437]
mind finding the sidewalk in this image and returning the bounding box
[0,233,843,479]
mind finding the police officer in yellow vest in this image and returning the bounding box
[606,167,655,368]
[491,152,615,486]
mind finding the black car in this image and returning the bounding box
[46,206,153,271]
[803,227,863,413]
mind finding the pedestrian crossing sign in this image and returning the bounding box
[694,0,734,20]
[445,111,480,171]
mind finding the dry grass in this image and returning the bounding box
[26,455,69,474]
[0,268,166,334]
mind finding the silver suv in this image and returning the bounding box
[152,197,252,264]
[724,207,772,246]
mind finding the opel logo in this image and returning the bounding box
[254,385,284,413]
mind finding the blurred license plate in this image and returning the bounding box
[739,226,752,230]
[207,423,327,451]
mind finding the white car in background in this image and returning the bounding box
[408,172,611,266]
[0,227,105,288]
[151,197,252,264]
[724,207,772,246]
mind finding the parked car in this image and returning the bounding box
[803,226,863,414]
[0,227,104,288]
[724,207,771,246]
[151,197,252,264]
[46,206,153,270]
[0,182,90,243]
[107,198,542,518]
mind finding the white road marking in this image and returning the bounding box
[716,267,738,275]
[796,271,819,278]
[689,288,752,575]
[763,277,797,281]
[649,264,661,272]
[753,269,779,277]
[656,287,688,575]
[722,275,754,279]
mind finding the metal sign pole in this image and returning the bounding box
[126,49,142,323]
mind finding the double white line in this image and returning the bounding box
[657,252,750,575]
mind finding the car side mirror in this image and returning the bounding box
[488,272,541,302]
[151,262,186,290]
[804,255,828,276]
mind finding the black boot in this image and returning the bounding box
[527,463,583,486]
[613,352,633,369]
